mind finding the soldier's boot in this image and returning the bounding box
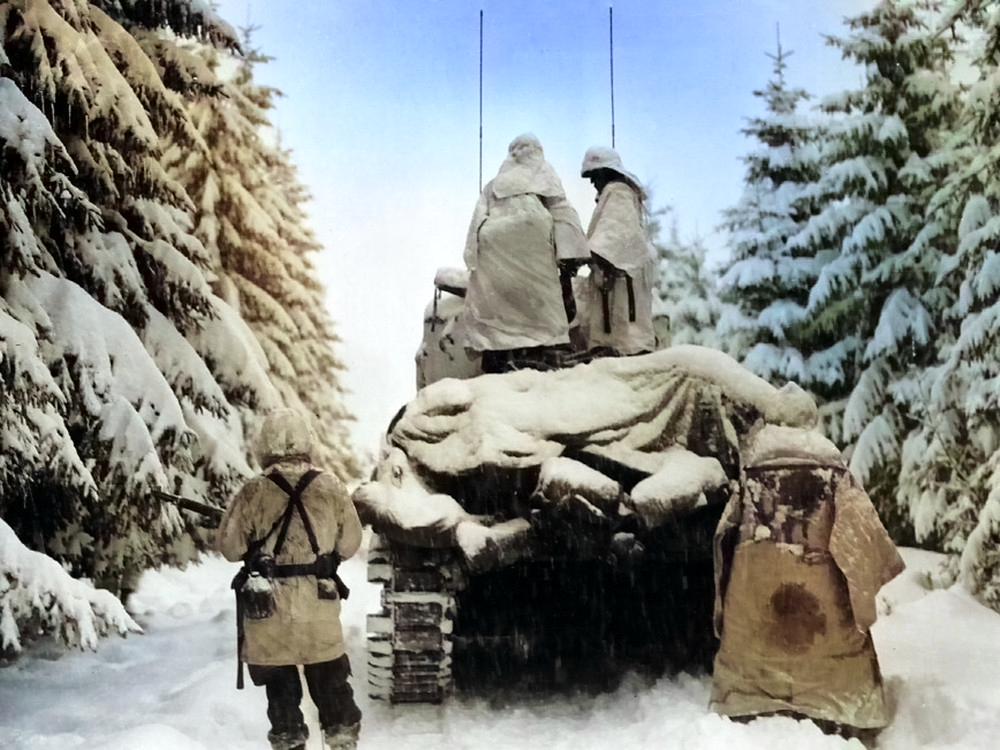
[323,721,360,750]
[268,727,308,750]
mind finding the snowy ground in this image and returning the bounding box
[1,539,997,750]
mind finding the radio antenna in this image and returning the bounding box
[479,9,484,193]
[609,6,615,148]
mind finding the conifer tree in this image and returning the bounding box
[776,1,960,536]
[0,0,247,590]
[648,207,727,351]
[263,143,358,476]
[820,1,961,542]
[717,30,823,371]
[0,0,355,650]
[897,0,1000,607]
[160,30,359,480]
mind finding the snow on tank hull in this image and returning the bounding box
[353,345,822,703]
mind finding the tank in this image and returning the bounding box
[353,302,821,702]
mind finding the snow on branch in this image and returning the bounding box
[787,198,867,254]
[188,296,282,411]
[820,156,888,199]
[848,410,901,486]
[0,78,72,171]
[843,204,897,256]
[757,299,807,339]
[877,114,908,147]
[960,458,1000,610]
[743,343,805,384]
[807,252,861,313]
[865,288,933,360]
[844,361,890,441]
[743,340,852,392]
[949,202,1000,309]
[18,1,159,149]
[719,256,775,290]
[0,303,99,508]
[1,519,141,654]
[951,307,1000,365]
[22,272,188,440]
[974,250,1000,306]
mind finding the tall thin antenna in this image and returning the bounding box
[479,10,484,193]
[609,6,615,148]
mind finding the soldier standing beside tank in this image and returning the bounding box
[579,146,657,357]
[458,133,590,373]
[710,425,904,742]
[216,409,364,750]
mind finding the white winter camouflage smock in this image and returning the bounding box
[583,180,656,355]
[458,134,589,352]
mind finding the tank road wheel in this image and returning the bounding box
[366,534,464,703]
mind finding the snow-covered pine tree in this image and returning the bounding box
[0,0,232,591]
[1,517,140,656]
[1,74,102,567]
[778,1,961,538]
[896,0,1000,609]
[717,31,824,369]
[263,141,358,477]
[1,0,344,650]
[160,29,359,481]
[648,206,727,351]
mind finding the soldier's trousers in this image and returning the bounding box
[249,654,362,748]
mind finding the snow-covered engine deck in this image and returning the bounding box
[352,344,820,703]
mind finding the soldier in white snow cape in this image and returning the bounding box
[579,146,657,356]
[456,133,590,373]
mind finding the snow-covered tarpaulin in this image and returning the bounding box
[356,345,818,559]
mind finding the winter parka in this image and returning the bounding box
[217,440,362,667]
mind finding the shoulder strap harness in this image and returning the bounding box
[234,468,350,688]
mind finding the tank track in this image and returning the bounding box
[366,534,464,703]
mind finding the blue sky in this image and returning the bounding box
[214,0,876,456]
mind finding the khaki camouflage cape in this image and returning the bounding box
[711,426,905,729]
[217,458,363,666]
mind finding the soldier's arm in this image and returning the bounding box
[215,483,254,562]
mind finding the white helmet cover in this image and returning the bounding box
[256,408,315,467]
[580,146,642,193]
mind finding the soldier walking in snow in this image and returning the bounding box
[457,133,590,373]
[216,409,364,750]
[579,146,657,356]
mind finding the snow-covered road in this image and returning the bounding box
[1,542,996,750]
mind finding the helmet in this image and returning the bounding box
[580,146,642,192]
[256,408,315,467]
[507,133,544,163]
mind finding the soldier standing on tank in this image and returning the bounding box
[457,133,590,373]
[579,146,657,357]
[217,408,364,750]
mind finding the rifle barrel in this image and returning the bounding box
[153,490,225,521]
